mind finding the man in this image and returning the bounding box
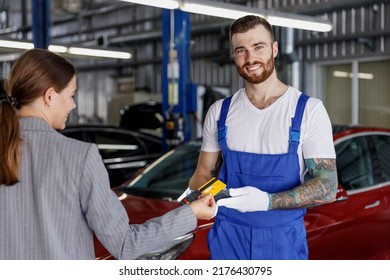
[189,15,338,260]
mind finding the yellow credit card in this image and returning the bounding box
[198,177,227,196]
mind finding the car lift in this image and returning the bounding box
[161,9,197,151]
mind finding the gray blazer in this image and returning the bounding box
[0,117,196,259]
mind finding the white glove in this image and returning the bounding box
[217,186,269,212]
[177,187,193,202]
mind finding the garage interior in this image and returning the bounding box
[0,0,389,146]
[0,0,390,264]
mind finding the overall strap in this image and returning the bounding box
[217,96,232,150]
[288,93,310,154]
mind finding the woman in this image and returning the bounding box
[0,48,216,260]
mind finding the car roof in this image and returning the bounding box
[61,124,162,140]
[332,125,390,141]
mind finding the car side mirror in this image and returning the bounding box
[335,185,348,202]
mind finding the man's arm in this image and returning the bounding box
[189,151,221,190]
[269,158,338,209]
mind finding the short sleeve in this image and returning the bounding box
[302,100,336,159]
[201,99,223,152]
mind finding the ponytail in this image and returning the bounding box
[0,95,20,186]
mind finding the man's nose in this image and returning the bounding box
[245,49,256,62]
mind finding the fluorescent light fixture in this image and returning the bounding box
[121,0,333,32]
[333,71,374,80]
[48,45,67,53]
[97,144,138,150]
[68,47,132,59]
[180,2,254,19]
[0,41,131,59]
[180,0,332,32]
[120,0,179,9]
[0,39,34,49]
[267,16,331,32]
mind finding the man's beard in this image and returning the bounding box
[236,55,275,84]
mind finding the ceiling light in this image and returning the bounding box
[266,16,332,32]
[0,39,34,50]
[180,2,256,19]
[333,71,374,80]
[48,45,67,53]
[120,0,179,9]
[68,47,132,59]
[121,0,333,32]
[181,0,332,32]
[0,41,131,60]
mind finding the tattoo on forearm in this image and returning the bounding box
[269,158,338,210]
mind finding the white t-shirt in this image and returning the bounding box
[201,86,336,180]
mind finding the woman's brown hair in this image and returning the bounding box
[0,48,76,186]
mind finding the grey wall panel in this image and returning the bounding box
[296,1,390,62]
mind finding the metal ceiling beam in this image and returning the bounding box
[278,0,389,15]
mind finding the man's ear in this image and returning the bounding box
[273,41,279,58]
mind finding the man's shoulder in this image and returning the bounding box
[286,87,323,107]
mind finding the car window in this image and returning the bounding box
[372,135,390,183]
[92,131,146,159]
[335,136,374,191]
[124,142,200,198]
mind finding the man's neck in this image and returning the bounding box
[245,79,288,109]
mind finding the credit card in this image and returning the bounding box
[180,177,227,205]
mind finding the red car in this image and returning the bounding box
[95,126,390,260]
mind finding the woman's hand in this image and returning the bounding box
[189,194,218,220]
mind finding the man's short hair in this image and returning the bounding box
[229,15,275,43]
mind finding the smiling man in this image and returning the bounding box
[189,15,338,260]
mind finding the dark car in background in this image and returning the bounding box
[60,125,163,187]
[94,126,390,260]
[120,101,163,138]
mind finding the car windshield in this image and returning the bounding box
[120,141,201,200]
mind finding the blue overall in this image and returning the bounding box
[208,93,310,260]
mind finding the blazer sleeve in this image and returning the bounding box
[79,144,197,259]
